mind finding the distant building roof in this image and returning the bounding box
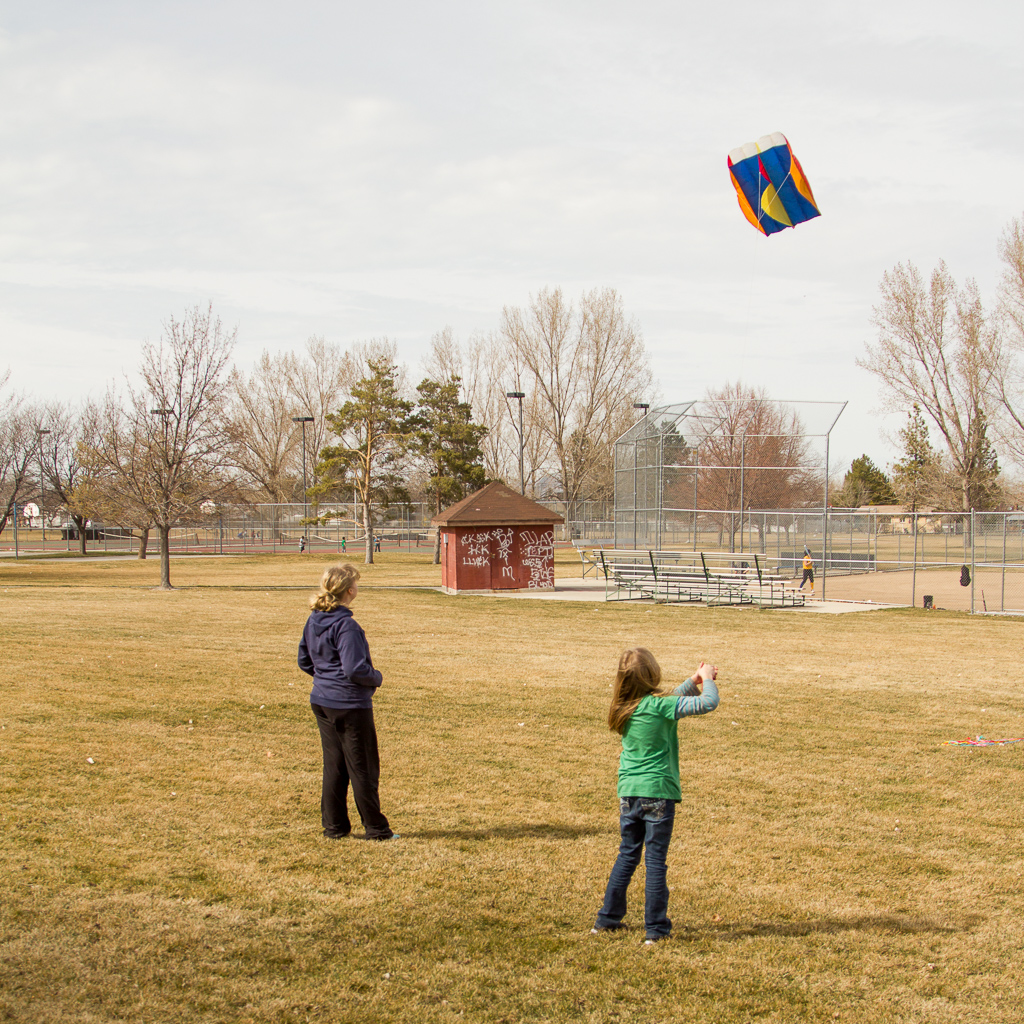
[853,504,936,514]
[431,481,565,527]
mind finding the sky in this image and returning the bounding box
[2,0,1023,473]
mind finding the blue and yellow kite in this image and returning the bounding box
[727,133,820,236]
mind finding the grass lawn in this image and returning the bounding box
[1,552,1022,1023]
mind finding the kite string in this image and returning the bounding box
[737,200,761,370]
[739,154,794,372]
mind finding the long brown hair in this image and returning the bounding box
[607,647,663,734]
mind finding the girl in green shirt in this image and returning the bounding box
[593,647,719,943]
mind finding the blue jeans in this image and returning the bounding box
[595,797,676,939]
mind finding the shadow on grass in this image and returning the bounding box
[401,823,616,841]
[681,912,984,942]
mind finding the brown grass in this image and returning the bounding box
[1,552,1023,1023]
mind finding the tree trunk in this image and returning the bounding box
[158,525,173,588]
[433,495,442,565]
[74,515,88,555]
[363,501,373,565]
[138,527,150,559]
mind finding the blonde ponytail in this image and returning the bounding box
[309,563,361,611]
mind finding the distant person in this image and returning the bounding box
[798,547,814,595]
[299,536,306,553]
[374,536,381,553]
[592,648,719,943]
[341,536,346,553]
[298,563,397,841]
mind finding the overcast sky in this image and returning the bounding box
[2,1,1023,472]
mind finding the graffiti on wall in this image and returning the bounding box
[456,526,554,587]
[519,528,555,588]
[460,528,514,569]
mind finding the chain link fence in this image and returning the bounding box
[0,502,437,558]
[4,499,1023,613]
[1,499,616,556]
[593,507,1024,614]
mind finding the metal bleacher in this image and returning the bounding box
[575,544,807,608]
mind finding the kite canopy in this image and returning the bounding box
[727,133,820,236]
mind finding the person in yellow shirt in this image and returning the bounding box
[798,548,814,595]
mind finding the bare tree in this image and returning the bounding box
[500,287,652,530]
[285,336,354,500]
[37,400,102,554]
[0,372,35,535]
[226,351,301,502]
[994,215,1024,466]
[423,326,463,387]
[72,405,157,559]
[682,383,815,550]
[87,304,234,587]
[861,261,1001,512]
[476,337,519,485]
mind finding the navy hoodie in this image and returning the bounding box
[298,605,383,710]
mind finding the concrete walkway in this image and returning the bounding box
[453,577,895,613]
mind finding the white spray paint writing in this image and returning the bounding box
[519,528,555,588]
[460,528,515,568]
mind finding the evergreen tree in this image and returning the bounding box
[837,454,895,507]
[413,377,487,564]
[890,404,939,512]
[964,409,1001,510]
[317,356,414,564]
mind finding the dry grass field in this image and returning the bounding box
[2,551,1023,1023]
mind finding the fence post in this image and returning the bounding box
[626,440,634,552]
[911,512,918,609]
[13,501,18,558]
[970,509,976,614]
[1002,512,1007,612]
[738,435,745,555]
[692,449,698,551]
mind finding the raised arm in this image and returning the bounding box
[672,662,719,718]
[674,679,719,718]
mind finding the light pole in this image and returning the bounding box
[150,407,173,460]
[36,427,50,545]
[292,416,314,544]
[506,392,525,495]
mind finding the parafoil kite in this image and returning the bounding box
[728,133,820,236]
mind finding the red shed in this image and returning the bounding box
[432,481,564,593]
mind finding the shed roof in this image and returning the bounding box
[431,481,564,527]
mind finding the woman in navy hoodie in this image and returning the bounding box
[299,563,397,841]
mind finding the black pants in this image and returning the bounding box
[799,569,814,589]
[311,704,393,839]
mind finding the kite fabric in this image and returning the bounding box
[942,736,1024,747]
[727,133,820,236]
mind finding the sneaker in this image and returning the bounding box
[374,833,400,841]
[591,924,627,934]
[643,935,668,945]
[323,831,351,840]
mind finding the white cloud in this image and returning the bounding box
[1,1,1022,470]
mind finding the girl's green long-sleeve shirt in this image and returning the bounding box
[617,679,720,800]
